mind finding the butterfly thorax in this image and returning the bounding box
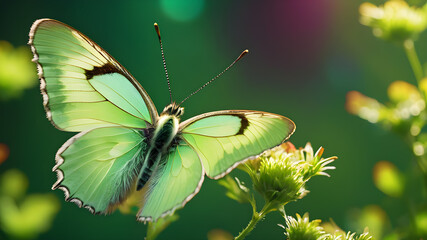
[136,104,182,190]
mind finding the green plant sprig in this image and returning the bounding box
[219,142,337,239]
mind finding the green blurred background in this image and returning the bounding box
[0,0,423,239]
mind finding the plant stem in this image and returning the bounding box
[405,135,427,194]
[234,201,275,240]
[415,156,427,194]
[403,39,424,87]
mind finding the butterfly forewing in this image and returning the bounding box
[180,110,296,179]
[29,19,158,131]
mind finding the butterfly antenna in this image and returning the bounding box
[154,23,173,104]
[178,49,249,106]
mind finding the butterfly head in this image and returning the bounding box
[162,102,184,117]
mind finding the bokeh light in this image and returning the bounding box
[160,0,204,22]
[0,143,9,165]
[0,41,36,100]
[0,169,28,199]
[350,205,388,239]
[373,161,404,198]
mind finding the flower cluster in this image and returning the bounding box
[346,80,426,136]
[281,213,374,240]
[346,80,427,176]
[244,142,336,206]
[360,0,427,42]
[221,142,337,210]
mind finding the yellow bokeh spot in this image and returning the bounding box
[0,169,28,199]
[373,161,404,197]
[387,80,420,103]
[357,205,387,239]
[415,211,427,235]
[0,41,36,100]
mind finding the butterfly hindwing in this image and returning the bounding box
[137,140,203,221]
[180,110,295,179]
[53,127,147,213]
[29,19,158,131]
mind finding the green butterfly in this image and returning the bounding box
[28,19,295,222]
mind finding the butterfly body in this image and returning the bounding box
[137,103,183,190]
[29,19,296,221]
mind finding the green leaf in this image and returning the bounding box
[218,175,251,204]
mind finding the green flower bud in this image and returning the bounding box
[281,213,327,240]
[245,142,336,206]
[329,232,374,240]
[253,154,306,204]
[282,213,375,240]
[359,0,427,42]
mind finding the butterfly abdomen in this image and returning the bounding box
[137,115,179,190]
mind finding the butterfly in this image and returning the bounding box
[28,19,295,222]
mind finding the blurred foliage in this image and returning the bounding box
[0,169,60,240]
[0,41,36,100]
[344,0,427,239]
[348,205,388,239]
[360,0,427,42]
[117,184,144,215]
[415,210,427,236]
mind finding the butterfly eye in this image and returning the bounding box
[178,108,184,116]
